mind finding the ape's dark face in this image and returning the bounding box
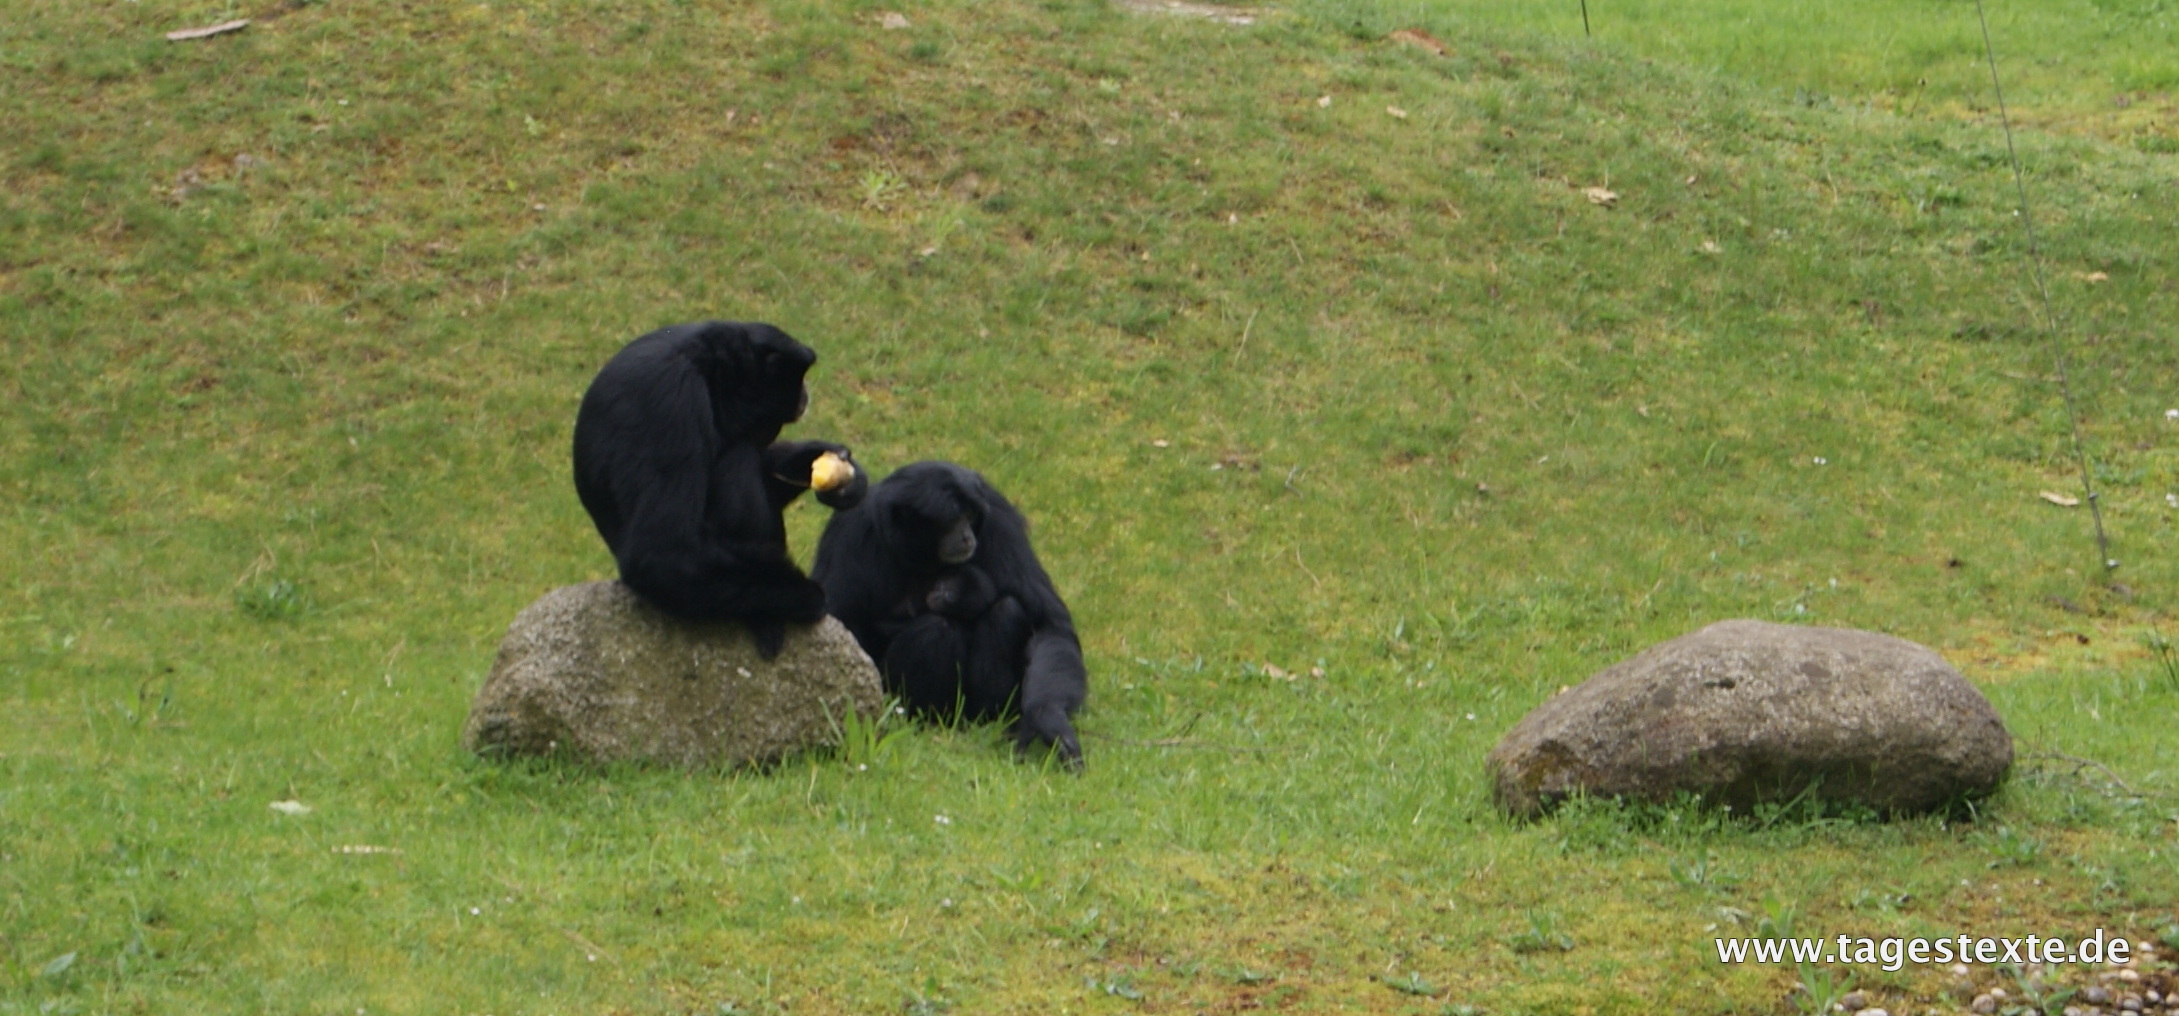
[705,322,816,430]
[936,515,977,565]
[895,503,982,568]
[879,464,991,571]
[745,324,816,423]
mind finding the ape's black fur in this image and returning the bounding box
[572,320,866,656]
[812,462,1087,767]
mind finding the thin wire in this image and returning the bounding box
[1972,0,2115,575]
[1580,0,1591,37]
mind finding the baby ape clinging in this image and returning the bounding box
[572,321,867,657]
[812,462,1088,767]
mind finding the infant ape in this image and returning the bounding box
[571,320,866,657]
[812,462,1087,768]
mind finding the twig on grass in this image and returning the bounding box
[1293,545,1323,588]
[1231,308,1259,366]
[1973,0,2115,577]
[561,928,617,965]
[1087,712,1284,754]
[1086,732,1284,754]
[2019,749,2142,798]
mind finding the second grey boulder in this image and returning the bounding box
[1488,619,2012,818]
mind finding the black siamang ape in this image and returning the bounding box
[572,320,867,657]
[811,462,1087,768]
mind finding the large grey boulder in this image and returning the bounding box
[463,582,883,767]
[1488,619,2012,818]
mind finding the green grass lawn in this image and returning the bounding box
[4,0,2177,1012]
[1329,0,2179,143]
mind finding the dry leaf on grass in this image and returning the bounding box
[1114,0,1260,24]
[1386,106,1408,119]
[166,19,248,41]
[2079,271,2110,283]
[1583,186,1619,207]
[878,11,910,29]
[2039,491,2081,507]
[1388,28,1450,56]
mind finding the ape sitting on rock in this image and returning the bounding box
[571,320,866,658]
[812,461,1087,768]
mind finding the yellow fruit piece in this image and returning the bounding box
[810,451,855,492]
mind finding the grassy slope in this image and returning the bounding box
[1363,0,2179,143]
[3,0,2177,1013]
